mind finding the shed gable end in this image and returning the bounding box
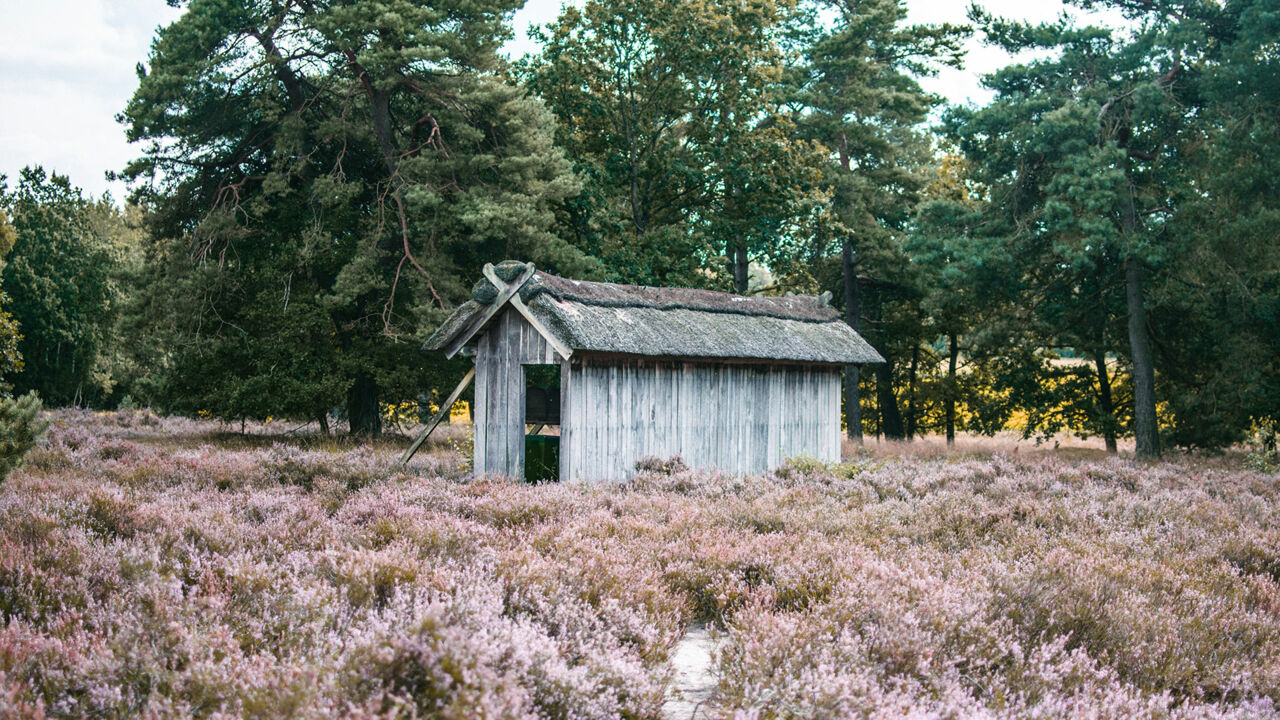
[473,307,563,477]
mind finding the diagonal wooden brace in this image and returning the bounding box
[481,264,572,360]
[399,367,475,466]
[443,262,537,359]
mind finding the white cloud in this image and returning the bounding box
[0,0,181,199]
[906,0,1129,108]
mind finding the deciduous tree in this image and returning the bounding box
[1,168,116,406]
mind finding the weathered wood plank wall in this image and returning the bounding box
[473,308,559,477]
[561,356,841,482]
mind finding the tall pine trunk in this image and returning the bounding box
[731,245,749,295]
[876,362,905,439]
[1092,348,1118,454]
[842,240,862,444]
[906,342,920,440]
[1125,255,1159,459]
[946,331,958,447]
[348,373,382,438]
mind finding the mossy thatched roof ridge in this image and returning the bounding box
[424,263,884,365]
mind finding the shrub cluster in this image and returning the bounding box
[1,410,1278,718]
[0,392,47,483]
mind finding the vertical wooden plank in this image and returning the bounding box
[784,366,796,462]
[513,316,525,477]
[571,361,583,482]
[500,312,512,475]
[692,363,702,468]
[710,364,721,471]
[604,363,612,480]
[614,363,623,479]
[473,336,488,474]
[727,367,735,473]
[627,362,638,477]
[670,361,680,456]
[485,329,501,474]
[830,369,840,461]
[585,361,596,482]
[731,365,743,474]
[749,366,759,474]
[504,311,521,477]
[559,359,570,482]
[764,366,776,469]
[750,366,759,474]
[593,362,602,481]
[489,311,502,476]
[616,363,627,479]
[672,363,681,465]
[774,366,784,465]
[645,361,654,463]
[487,330,502,474]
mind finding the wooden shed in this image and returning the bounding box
[420,261,884,482]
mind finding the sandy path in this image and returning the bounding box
[662,625,719,719]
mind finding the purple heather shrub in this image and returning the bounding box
[2,410,1280,718]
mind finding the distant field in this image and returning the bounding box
[1,411,1278,719]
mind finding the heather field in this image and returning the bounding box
[3,411,1280,719]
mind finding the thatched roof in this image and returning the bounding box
[424,262,884,365]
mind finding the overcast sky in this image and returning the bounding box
[0,0,1120,201]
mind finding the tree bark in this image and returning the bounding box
[842,239,862,443]
[906,342,920,440]
[317,412,330,436]
[1125,254,1160,459]
[876,361,905,439]
[348,373,382,438]
[946,331,958,447]
[731,244,749,294]
[1092,348,1118,454]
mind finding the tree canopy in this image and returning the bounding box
[120,0,588,434]
[0,0,1266,452]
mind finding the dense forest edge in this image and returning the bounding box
[0,0,1277,472]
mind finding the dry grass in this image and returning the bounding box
[844,431,1136,461]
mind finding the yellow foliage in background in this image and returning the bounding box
[450,401,470,423]
[382,398,471,428]
[381,401,420,428]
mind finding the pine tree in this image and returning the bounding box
[792,0,965,441]
[520,0,828,290]
[951,0,1280,455]
[121,0,588,435]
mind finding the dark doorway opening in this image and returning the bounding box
[524,364,560,482]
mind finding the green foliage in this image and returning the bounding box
[930,0,1280,451]
[795,0,965,256]
[785,0,967,439]
[0,208,22,389]
[0,168,121,406]
[121,0,586,433]
[520,0,828,289]
[1246,420,1279,474]
[0,392,48,482]
[0,207,15,259]
[67,0,1275,453]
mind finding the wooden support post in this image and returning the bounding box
[400,368,475,466]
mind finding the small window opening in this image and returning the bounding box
[523,364,560,482]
